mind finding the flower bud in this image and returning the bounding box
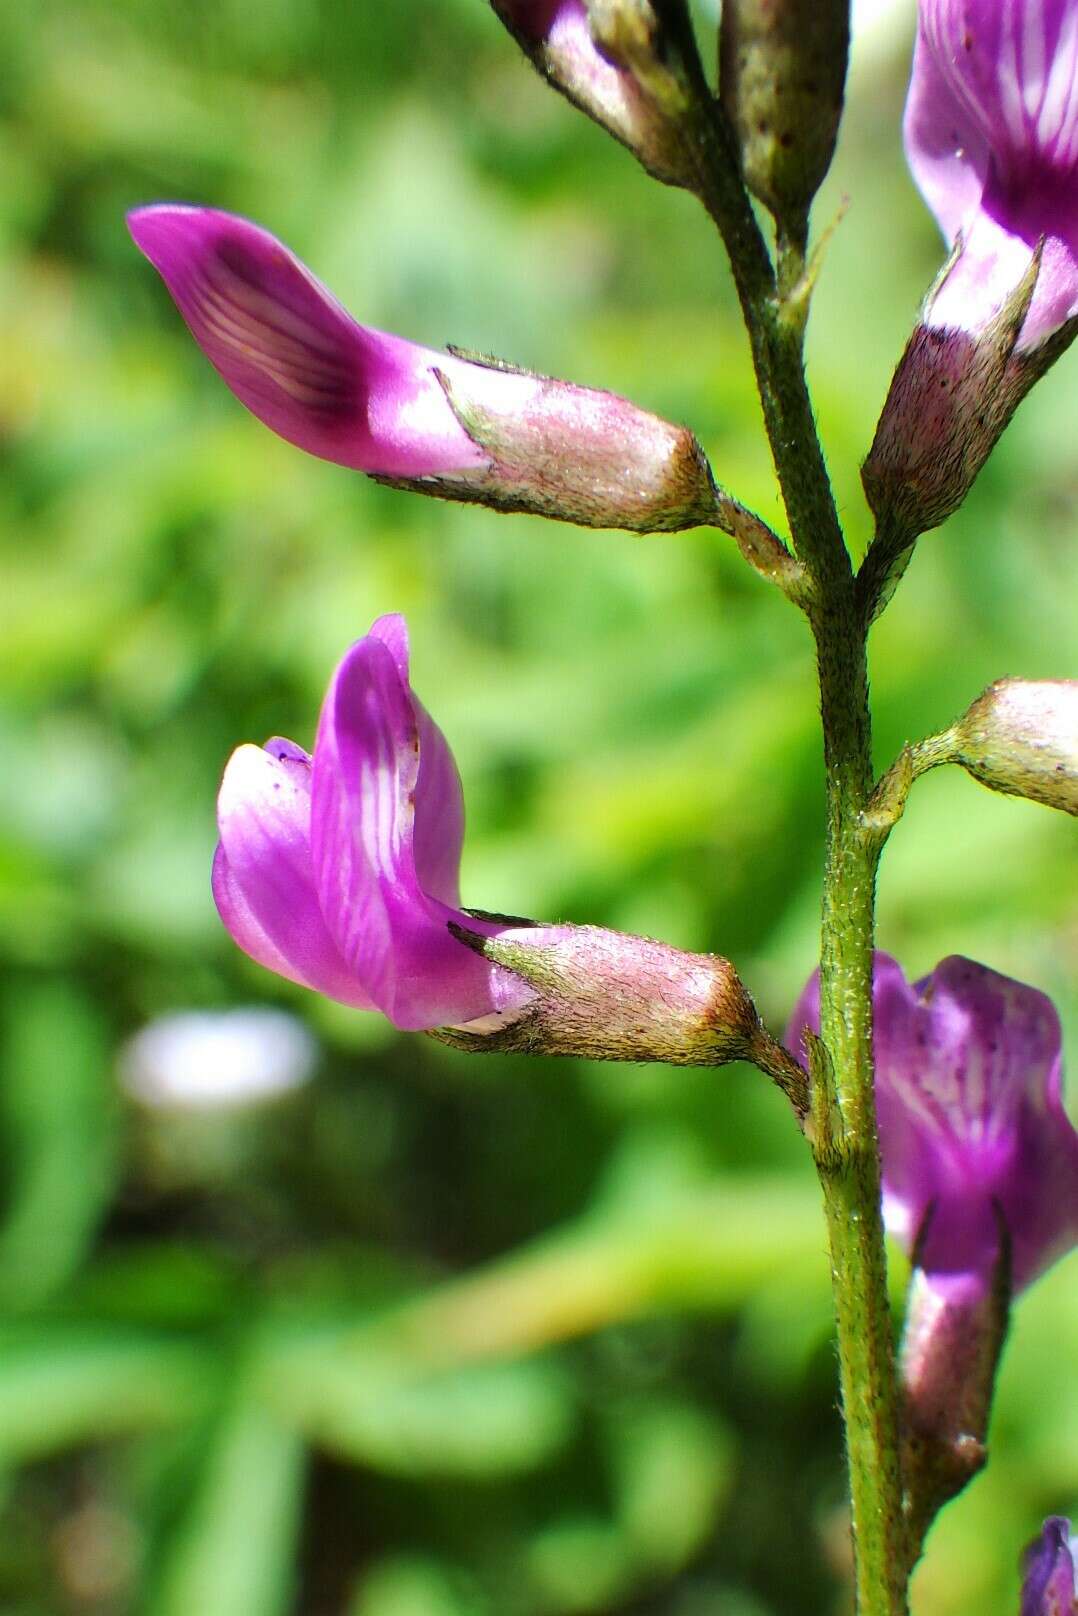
[490,1,703,187]
[951,680,1078,817]
[719,0,849,224]
[900,1257,1010,1547]
[429,352,717,530]
[436,919,808,1112]
[861,255,1041,538]
[1020,1519,1077,1616]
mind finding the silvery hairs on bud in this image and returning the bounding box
[950,680,1078,817]
[401,353,721,532]
[433,919,809,1116]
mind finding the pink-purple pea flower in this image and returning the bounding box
[128,206,716,532]
[494,1,622,101]
[1021,1518,1077,1616]
[213,615,793,1089]
[787,953,1078,1294]
[906,0,1078,350]
[490,2,695,187]
[213,613,541,1032]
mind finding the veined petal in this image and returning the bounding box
[309,636,530,1030]
[787,952,1078,1290]
[213,741,374,1007]
[367,614,465,908]
[918,0,1078,175]
[1021,1517,1077,1616]
[128,205,489,478]
[907,957,1062,1145]
[906,1,1078,345]
[904,22,991,249]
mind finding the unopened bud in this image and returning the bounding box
[433,352,718,530]
[490,1,703,187]
[719,0,849,224]
[950,680,1078,817]
[862,249,1078,539]
[1020,1519,1078,1616]
[435,919,808,1115]
[900,1247,1010,1549]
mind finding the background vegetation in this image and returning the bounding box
[0,2,1074,1612]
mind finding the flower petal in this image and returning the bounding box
[917,1,1078,177]
[309,636,529,1029]
[493,0,566,38]
[787,952,1078,1290]
[214,740,373,1007]
[128,205,488,477]
[903,959,1078,1287]
[1021,1517,1077,1616]
[905,3,1078,345]
[368,614,465,906]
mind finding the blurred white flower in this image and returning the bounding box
[120,1008,318,1109]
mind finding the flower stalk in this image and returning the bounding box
[688,28,909,1608]
[808,599,908,1616]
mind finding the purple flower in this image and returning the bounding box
[213,615,788,1086]
[905,0,1078,350]
[489,2,697,187]
[495,1,612,82]
[128,205,716,531]
[1021,1518,1077,1616]
[213,613,538,1030]
[495,0,648,123]
[787,954,1078,1292]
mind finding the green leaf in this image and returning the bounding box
[351,1556,488,1616]
[606,1395,734,1574]
[0,1328,216,1463]
[263,1342,573,1479]
[0,980,120,1309]
[148,1399,305,1616]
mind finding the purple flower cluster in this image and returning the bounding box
[131,4,1078,1580]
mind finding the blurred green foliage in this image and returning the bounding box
[0,3,1075,1613]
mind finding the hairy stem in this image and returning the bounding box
[812,599,908,1616]
[682,106,850,601]
[685,93,909,1616]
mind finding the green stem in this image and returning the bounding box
[684,94,909,1615]
[813,601,908,1616]
[682,108,850,599]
